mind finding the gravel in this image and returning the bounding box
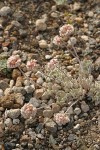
[0,0,99,149]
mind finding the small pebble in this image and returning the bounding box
[39,40,48,49]
[36,19,47,31]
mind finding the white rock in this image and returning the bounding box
[51,5,57,11]
[45,55,52,60]
[88,11,94,17]
[39,40,48,49]
[74,107,81,115]
[13,119,20,125]
[5,118,12,127]
[73,2,81,11]
[2,47,8,52]
[9,80,14,88]
[24,85,35,93]
[41,14,48,22]
[81,35,89,41]
[6,109,21,119]
[74,124,80,130]
[51,12,58,18]
[36,19,47,31]
[36,77,44,85]
[0,6,12,17]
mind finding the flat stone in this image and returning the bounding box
[52,103,60,113]
[43,110,53,118]
[24,85,35,93]
[68,134,77,141]
[0,6,12,17]
[36,19,47,31]
[45,119,57,133]
[81,101,89,112]
[65,147,72,150]
[29,97,40,108]
[0,80,9,91]
[6,109,21,119]
[36,77,44,85]
[74,107,81,115]
[13,119,20,125]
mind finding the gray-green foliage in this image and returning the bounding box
[44,60,100,103]
[0,58,7,71]
[54,0,66,5]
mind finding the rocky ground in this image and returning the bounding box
[0,0,100,150]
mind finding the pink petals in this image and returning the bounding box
[54,112,70,126]
[26,59,37,71]
[7,55,21,68]
[21,103,37,119]
[59,24,74,37]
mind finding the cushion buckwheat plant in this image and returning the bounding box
[7,55,21,68]
[54,112,70,126]
[44,57,100,104]
[59,24,74,37]
[26,59,38,71]
[21,103,37,119]
[53,24,74,46]
[53,35,62,46]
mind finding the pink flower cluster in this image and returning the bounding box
[47,58,58,69]
[53,24,74,46]
[53,35,62,46]
[59,24,74,37]
[54,112,70,126]
[7,55,38,71]
[7,55,21,68]
[21,103,37,119]
[26,59,37,71]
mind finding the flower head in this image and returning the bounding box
[7,55,21,68]
[53,35,62,46]
[26,59,37,71]
[54,112,70,126]
[21,103,37,119]
[59,24,74,37]
[47,58,58,69]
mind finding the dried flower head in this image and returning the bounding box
[7,55,21,68]
[53,35,62,46]
[47,58,58,69]
[59,24,74,37]
[54,112,70,126]
[21,103,37,119]
[26,59,37,71]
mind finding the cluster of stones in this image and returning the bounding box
[0,0,100,149]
